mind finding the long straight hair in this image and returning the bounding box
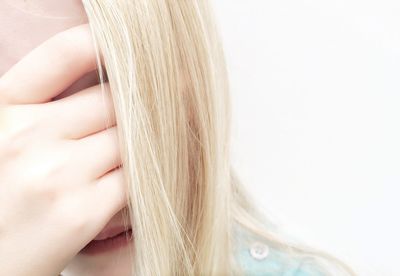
[81,1,356,275]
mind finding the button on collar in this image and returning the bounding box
[249,242,269,261]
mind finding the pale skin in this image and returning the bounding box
[0,2,133,276]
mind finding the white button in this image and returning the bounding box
[249,242,269,260]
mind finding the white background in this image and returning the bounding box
[212,1,400,275]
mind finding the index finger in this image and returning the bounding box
[0,23,102,105]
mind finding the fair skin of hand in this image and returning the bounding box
[1,1,133,276]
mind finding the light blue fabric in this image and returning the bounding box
[234,225,327,276]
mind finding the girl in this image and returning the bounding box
[0,1,355,275]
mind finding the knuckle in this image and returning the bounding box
[0,105,45,147]
[0,106,52,174]
[21,160,65,203]
[0,107,24,158]
[0,77,11,105]
[54,199,87,234]
[23,178,57,204]
[63,202,87,228]
[55,194,101,237]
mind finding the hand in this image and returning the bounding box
[0,24,126,276]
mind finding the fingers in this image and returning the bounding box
[90,168,128,220]
[45,82,116,139]
[0,24,100,105]
[73,126,122,180]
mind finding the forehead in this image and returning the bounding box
[0,0,88,76]
[3,0,86,19]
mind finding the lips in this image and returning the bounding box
[79,225,133,255]
[94,225,131,241]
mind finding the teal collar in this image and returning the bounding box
[233,224,326,276]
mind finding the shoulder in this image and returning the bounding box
[233,225,327,276]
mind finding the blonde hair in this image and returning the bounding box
[81,0,357,275]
